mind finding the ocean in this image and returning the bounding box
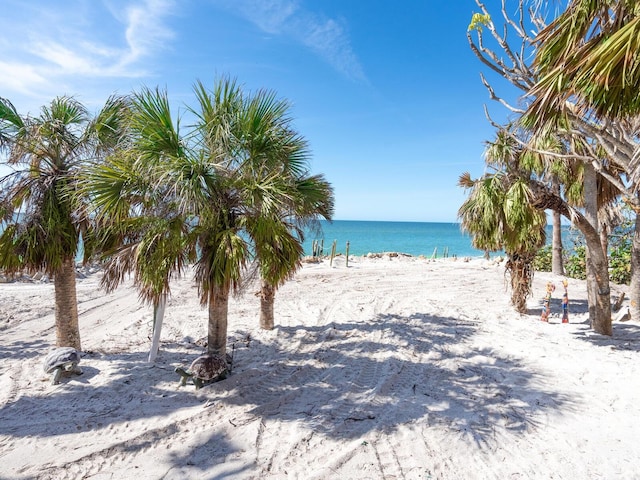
[302,220,485,258]
[2,218,579,262]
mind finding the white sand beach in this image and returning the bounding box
[1,255,639,480]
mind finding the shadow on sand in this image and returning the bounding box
[0,311,577,479]
[571,321,640,352]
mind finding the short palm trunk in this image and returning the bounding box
[260,282,275,330]
[54,256,81,350]
[207,284,229,356]
[506,254,533,314]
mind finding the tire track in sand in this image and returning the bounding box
[33,393,257,480]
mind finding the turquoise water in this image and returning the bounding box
[2,218,579,262]
[1,219,485,259]
[302,220,485,258]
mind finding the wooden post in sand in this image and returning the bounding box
[431,247,438,259]
[346,241,350,267]
[330,240,337,267]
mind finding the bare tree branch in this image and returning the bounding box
[480,74,526,115]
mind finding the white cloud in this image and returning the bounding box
[0,61,49,96]
[29,43,103,76]
[212,0,366,82]
[298,16,365,81]
[228,0,299,34]
[0,0,176,101]
[119,0,176,68]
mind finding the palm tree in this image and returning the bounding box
[230,89,335,330]
[90,78,333,357]
[192,80,334,347]
[459,130,547,313]
[87,86,206,360]
[529,0,640,326]
[253,174,334,330]
[531,0,640,119]
[87,151,194,361]
[468,0,624,334]
[0,95,129,350]
[458,172,546,313]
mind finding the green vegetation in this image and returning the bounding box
[0,95,129,350]
[1,79,334,358]
[608,213,634,285]
[88,77,334,356]
[462,0,640,335]
[533,245,552,272]
[564,246,587,281]
[609,243,631,285]
[535,240,631,285]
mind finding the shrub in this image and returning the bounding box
[565,245,586,280]
[534,245,552,272]
[608,212,633,285]
[609,242,631,285]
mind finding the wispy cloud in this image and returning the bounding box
[117,0,176,68]
[0,0,175,101]
[0,61,49,95]
[227,0,299,35]
[212,0,366,82]
[298,16,364,81]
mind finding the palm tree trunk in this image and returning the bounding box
[552,210,564,275]
[207,283,229,356]
[148,295,167,363]
[54,256,81,350]
[567,222,612,335]
[583,163,599,326]
[565,201,612,335]
[630,210,640,321]
[260,282,276,330]
[507,253,533,314]
[584,234,612,335]
[573,173,612,335]
[551,178,564,275]
[530,179,612,335]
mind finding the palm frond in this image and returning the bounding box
[458,172,475,188]
[131,87,183,160]
[532,1,640,119]
[0,95,126,276]
[195,226,249,304]
[0,97,24,146]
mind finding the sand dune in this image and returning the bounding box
[1,256,639,479]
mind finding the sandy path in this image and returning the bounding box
[0,256,638,479]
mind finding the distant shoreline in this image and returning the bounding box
[304,220,487,258]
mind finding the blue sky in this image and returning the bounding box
[0,0,518,222]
